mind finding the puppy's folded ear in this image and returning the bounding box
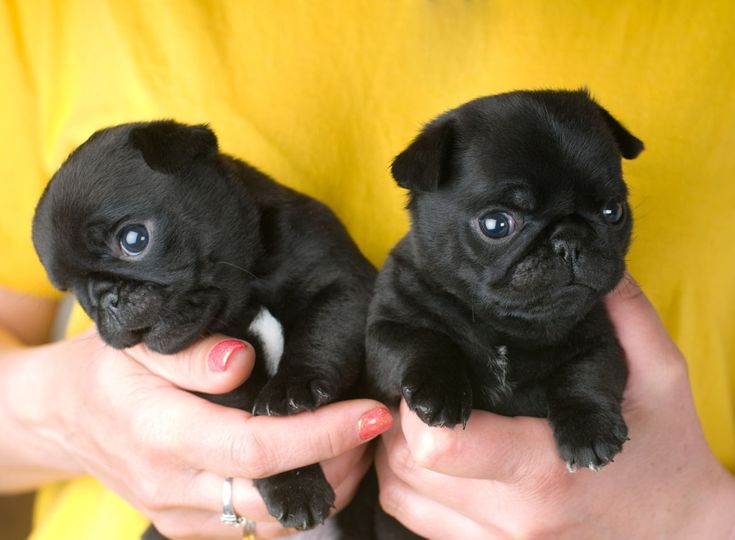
[391,117,455,192]
[594,105,645,160]
[129,120,219,174]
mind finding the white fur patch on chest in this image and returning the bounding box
[494,345,509,389]
[248,307,285,377]
[482,344,512,405]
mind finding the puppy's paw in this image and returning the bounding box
[255,464,335,530]
[401,369,472,428]
[252,374,337,416]
[551,410,628,471]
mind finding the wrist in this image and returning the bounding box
[0,340,83,491]
[675,461,735,539]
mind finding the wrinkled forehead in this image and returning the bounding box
[456,111,627,210]
[48,132,171,222]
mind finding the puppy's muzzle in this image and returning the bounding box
[80,277,166,331]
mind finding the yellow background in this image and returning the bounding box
[0,1,733,538]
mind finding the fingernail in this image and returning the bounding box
[358,407,393,441]
[208,339,247,372]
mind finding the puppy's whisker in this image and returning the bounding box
[215,260,258,280]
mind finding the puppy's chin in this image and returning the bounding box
[490,283,598,318]
[97,325,146,349]
[471,281,602,343]
[85,297,161,351]
[457,255,627,343]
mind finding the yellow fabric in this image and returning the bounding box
[0,0,733,538]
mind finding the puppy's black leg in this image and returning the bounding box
[253,285,366,415]
[250,286,368,528]
[367,321,473,428]
[546,335,628,471]
[254,464,335,530]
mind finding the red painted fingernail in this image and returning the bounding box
[208,339,247,372]
[358,407,393,441]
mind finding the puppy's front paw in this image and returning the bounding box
[551,410,628,471]
[402,369,472,428]
[255,464,335,530]
[252,373,337,416]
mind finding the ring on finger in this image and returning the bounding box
[221,477,257,538]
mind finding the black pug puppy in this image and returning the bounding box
[32,120,376,536]
[366,89,643,478]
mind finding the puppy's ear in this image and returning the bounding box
[129,120,218,174]
[391,117,455,192]
[594,105,644,160]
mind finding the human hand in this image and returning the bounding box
[22,331,391,539]
[375,275,735,539]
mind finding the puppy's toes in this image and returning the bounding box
[255,464,335,530]
[310,380,335,407]
[552,410,628,471]
[252,376,338,416]
[402,370,472,428]
[252,381,289,416]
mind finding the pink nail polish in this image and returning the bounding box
[358,407,393,441]
[208,339,246,372]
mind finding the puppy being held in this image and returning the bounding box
[32,120,376,536]
[367,89,643,472]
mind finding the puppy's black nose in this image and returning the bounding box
[101,290,120,312]
[552,239,580,264]
[88,278,120,312]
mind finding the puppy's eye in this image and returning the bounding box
[479,211,516,239]
[602,201,625,225]
[119,224,150,256]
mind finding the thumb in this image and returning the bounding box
[605,273,685,389]
[125,335,255,394]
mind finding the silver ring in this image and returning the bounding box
[220,477,256,536]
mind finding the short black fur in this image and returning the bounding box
[32,120,376,537]
[364,89,642,536]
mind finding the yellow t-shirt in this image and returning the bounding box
[1,1,733,538]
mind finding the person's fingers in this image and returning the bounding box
[155,396,390,478]
[320,443,372,494]
[605,274,682,362]
[125,335,256,394]
[188,444,371,518]
[605,273,687,389]
[398,400,561,482]
[147,508,243,540]
[186,476,275,523]
[327,445,374,511]
[150,507,294,539]
[375,442,504,540]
